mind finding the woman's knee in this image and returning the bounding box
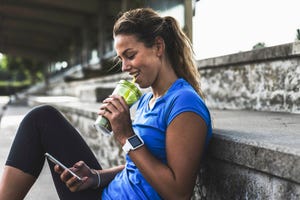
[21,105,61,127]
[32,104,58,114]
[28,105,60,118]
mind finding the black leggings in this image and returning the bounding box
[5,105,102,200]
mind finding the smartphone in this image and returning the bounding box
[45,153,82,181]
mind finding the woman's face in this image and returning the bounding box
[114,34,162,88]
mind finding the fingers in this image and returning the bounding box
[104,95,127,108]
[59,168,76,183]
[53,160,94,192]
[108,94,127,107]
[73,160,85,168]
[54,164,63,174]
[59,167,87,192]
[65,176,82,191]
[98,95,132,136]
[100,95,128,116]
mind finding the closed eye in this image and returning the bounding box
[115,50,137,63]
[126,52,136,60]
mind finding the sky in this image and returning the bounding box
[193,0,300,59]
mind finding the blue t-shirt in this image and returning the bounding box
[102,78,212,200]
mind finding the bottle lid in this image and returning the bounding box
[119,80,142,98]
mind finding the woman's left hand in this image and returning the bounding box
[98,94,134,144]
[54,161,99,192]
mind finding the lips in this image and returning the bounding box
[130,72,140,80]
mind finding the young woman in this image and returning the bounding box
[0,8,212,200]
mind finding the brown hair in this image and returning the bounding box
[113,8,204,98]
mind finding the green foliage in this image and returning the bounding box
[0,54,45,85]
[0,56,7,71]
[252,42,266,50]
[297,29,300,41]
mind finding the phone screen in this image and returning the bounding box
[45,153,82,180]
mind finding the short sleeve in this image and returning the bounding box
[166,90,211,129]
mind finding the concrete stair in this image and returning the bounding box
[27,88,300,199]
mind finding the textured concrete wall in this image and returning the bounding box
[196,158,300,200]
[198,42,300,114]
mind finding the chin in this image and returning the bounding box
[137,83,147,89]
[136,81,150,89]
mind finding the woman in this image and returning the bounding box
[0,8,212,200]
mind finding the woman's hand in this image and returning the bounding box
[98,94,134,144]
[54,161,99,192]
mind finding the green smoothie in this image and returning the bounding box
[94,79,142,135]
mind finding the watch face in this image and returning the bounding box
[128,135,143,147]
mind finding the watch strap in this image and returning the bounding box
[122,134,144,154]
[122,140,132,154]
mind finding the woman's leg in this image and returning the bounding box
[0,166,35,200]
[0,105,102,200]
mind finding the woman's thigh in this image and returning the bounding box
[7,105,102,199]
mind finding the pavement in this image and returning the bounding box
[0,97,59,199]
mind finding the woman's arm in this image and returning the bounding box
[127,112,207,199]
[98,165,125,187]
[101,95,207,199]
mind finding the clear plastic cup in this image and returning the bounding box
[93,79,142,135]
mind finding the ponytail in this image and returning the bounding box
[162,16,204,99]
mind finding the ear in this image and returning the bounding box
[154,36,165,57]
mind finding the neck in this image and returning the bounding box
[151,72,177,99]
[152,80,174,99]
[151,58,178,98]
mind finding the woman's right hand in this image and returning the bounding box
[99,94,134,145]
[54,161,100,192]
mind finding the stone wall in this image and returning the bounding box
[199,157,299,199]
[38,101,299,200]
[43,42,300,113]
[62,105,125,169]
[198,42,300,114]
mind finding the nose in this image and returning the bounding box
[121,60,131,72]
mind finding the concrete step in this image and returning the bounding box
[209,109,300,183]
[78,82,115,102]
[46,73,130,101]
[10,95,300,199]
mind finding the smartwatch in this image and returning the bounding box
[122,134,144,154]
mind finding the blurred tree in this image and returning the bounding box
[297,29,300,41]
[0,55,44,84]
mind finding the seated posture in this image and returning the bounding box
[0,8,212,200]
